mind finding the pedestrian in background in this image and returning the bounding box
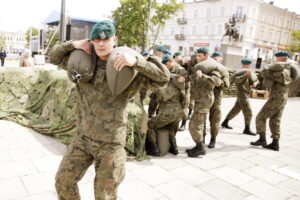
[0,47,7,66]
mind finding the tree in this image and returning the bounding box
[289,30,300,52]
[25,27,39,43]
[44,26,60,52]
[113,0,183,51]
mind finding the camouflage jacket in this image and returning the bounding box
[48,41,170,145]
[232,70,258,98]
[191,71,222,113]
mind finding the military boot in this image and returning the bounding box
[250,134,266,146]
[221,118,233,129]
[208,137,216,148]
[263,139,279,151]
[243,125,256,136]
[187,142,206,157]
[178,120,186,131]
[146,142,160,156]
[169,141,179,155]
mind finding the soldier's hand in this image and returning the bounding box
[252,82,258,87]
[72,39,91,54]
[245,70,252,76]
[197,70,203,78]
[177,76,185,83]
[114,52,137,71]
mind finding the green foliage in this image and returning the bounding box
[45,26,60,51]
[25,27,39,43]
[0,33,5,48]
[289,30,300,52]
[113,0,183,51]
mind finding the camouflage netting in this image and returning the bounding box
[0,67,148,160]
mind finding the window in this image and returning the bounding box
[269,29,273,42]
[236,6,243,18]
[220,7,225,17]
[253,8,256,18]
[179,46,183,51]
[263,13,268,22]
[170,27,174,35]
[273,16,276,25]
[194,9,198,19]
[217,24,222,35]
[181,27,185,34]
[207,8,211,17]
[189,47,194,53]
[279,17,283,26]
[204,25,209,36]
[192,26,196,35]
[276,31,280,41]
[286,20,290,28]
[260,29,265,40]
[249,27,253,37]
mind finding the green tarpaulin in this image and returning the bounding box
[0,67,148,160]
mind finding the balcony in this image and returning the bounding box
[175,34,185,40]
[177,18,188,25]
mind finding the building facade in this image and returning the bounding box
[151,0,300,64]
[0,31,26,52]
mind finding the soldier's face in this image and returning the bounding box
[242,64,251,69]
[166,60,174,70]
[175,56,182,63]
[92,36,117,59]
[196,53,208,62]
[213,56,223,63]
[276,56,288,62]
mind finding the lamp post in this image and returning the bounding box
[60,0,66,42]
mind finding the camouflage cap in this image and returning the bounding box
[241,58,252,65]
[196,47,209,54]
[162,54,172,64]
[174,52,182,57]
[89,20,116,40]
[155,45,164,52]
[212,52,223,58]
[162,49,171,55]
[275,51,289,57]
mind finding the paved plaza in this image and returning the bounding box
[0,97,300,200]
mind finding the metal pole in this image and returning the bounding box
[60,0,66,41]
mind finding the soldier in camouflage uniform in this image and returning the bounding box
[187,47,222,157]
[49,20,170,200]
[204,52,230,148]
[221,58,257,136]
[146,55,187,156]
[251,52,298,151]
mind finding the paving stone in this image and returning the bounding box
[184,156,223,171]
[278,179,300,196]
[11,192,57,200]
[243,166,289,185]
[31,155,62,173]
[198,179,249,200]
[0,160,37,179]
[131,165,178,186]
[119,180,164,200]
[276,166,300,181]
[21,172,55,194]
[155,179,208,200]
[246,154,286,169]
[150,156,188,170]
[0,178,28,199]
[209,166,253,185]
[169,165,215,185]
[239,179,293,200]
[215,155,254,170]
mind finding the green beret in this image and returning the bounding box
[196,47,209,54]
[141,51,149,56]
[241,58,252,65]
[89,20,116,40]
[174,52,182,57]
[155,45,164,52]
[212,52,223,58]
[275,52,289,57]
[162,54,172,64]
[162,49,171,55]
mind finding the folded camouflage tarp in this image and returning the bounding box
[0,67,148,160]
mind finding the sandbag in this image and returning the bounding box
[106,46,144,96]
[67,49,95,83]
[194,57,229,86]
[156,128,170,157]
[171,76,185,90]
[267,62,299,81]
[231,69,258,83]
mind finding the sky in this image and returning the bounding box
[0,0,299,32]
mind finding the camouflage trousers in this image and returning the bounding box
[147,105,183,144]
[55,135,126,200]
[204,87,222,138]
[189,103,208,143]
[256,98,287,139]
[139,88,148,104]
[226,97,252,126]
